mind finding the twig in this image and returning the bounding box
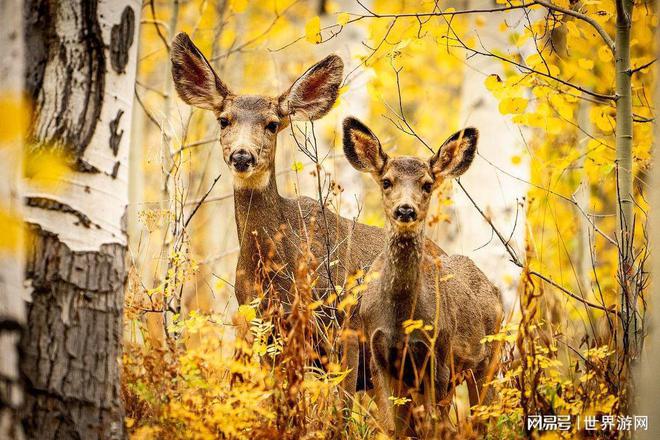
[456,180,618,316]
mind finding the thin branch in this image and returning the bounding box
[628,58,656,75]
[184,173,222,229]
[534,0,614,53]
[456,180,618,316]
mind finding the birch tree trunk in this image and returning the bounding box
[21,1,140,438]
[0,0,26,438]
[614,0,638,359]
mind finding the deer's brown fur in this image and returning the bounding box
[342,117,503,437]
[171,34,390,393]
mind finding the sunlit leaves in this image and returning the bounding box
[0,209,23,252]
[0,94,29,143]
[337,12,350,26]
[23,149,69,190]
[305,16,322,44]
[498,97,528,115]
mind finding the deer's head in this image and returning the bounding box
[171,33,344,189]
[342,117,478,234]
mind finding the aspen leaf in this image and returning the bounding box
[598,45,613,62]
[578,58,594,70]
[337,12,350,26]
[525,53,543,68]
[484,74,502,92]
[230,0,248,13]
[23,150,69,189]
[0,209,22,252]
[389,395,411,406]
[338,293,357,311]
[305,16,322,44]
[565,21,580,38]
[291,161,303,172]
[475,16,486,27]
[498,97,528,115]
[511,155,522,165]
[0,95,28,143]
[238,304,256,322]
[402,319,424,334]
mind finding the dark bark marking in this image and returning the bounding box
[25,0,105,160]
[111,161,120,179]
[26,197,93,228]
[75,158,101,174]
[110,7,135,74]
[109,109,124,156]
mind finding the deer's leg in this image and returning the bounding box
[370,359,394,436]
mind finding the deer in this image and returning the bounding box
[170,33,397,397]
[342,117,503,437]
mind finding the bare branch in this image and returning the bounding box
[534,0,614,53]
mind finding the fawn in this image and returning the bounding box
[171,34,392,392]
[342,117,503,437]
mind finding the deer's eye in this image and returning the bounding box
[266,121,279,133]
[422,182,433,193]
[382,179,392,190]
[219,117,230,128]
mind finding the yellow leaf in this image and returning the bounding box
[23,150,69,189]
[238,304,256,322]
[0,94,29,143]
[578,58,594,70]
[338,293,357,311]
[305,16,322,44]
[125,417,135,428]
[484,74,502,92]
[230,0,248,13]
[598,45,613,62]
[525,53,543,68]
[308,300,323,311]
[402,319,424,334]
[565,21,581,38]
[0,208,23,252]
[498,97,528,115]
[475,16,486,27]
[511,155,522,165]
[389,395,411,406]
[337,12,350,26]
[291,161,303,172]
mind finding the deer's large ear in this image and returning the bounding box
[170,33,231,110]
[342,117,387,174]
[279,54,343,121]
[430,128,478,179]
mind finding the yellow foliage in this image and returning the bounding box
[305,16,322,44]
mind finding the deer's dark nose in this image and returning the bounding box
[394,204,416,223]
[230,149,255,172]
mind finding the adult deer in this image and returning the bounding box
[170,33,387,388]
[342,117,503,437]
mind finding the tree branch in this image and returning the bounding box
[534,0,614,54]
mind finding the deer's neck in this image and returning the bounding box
[382,227,425,302]
[233,171,286,245]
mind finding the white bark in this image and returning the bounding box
[0,0,26,438]
[23,0,142,253]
